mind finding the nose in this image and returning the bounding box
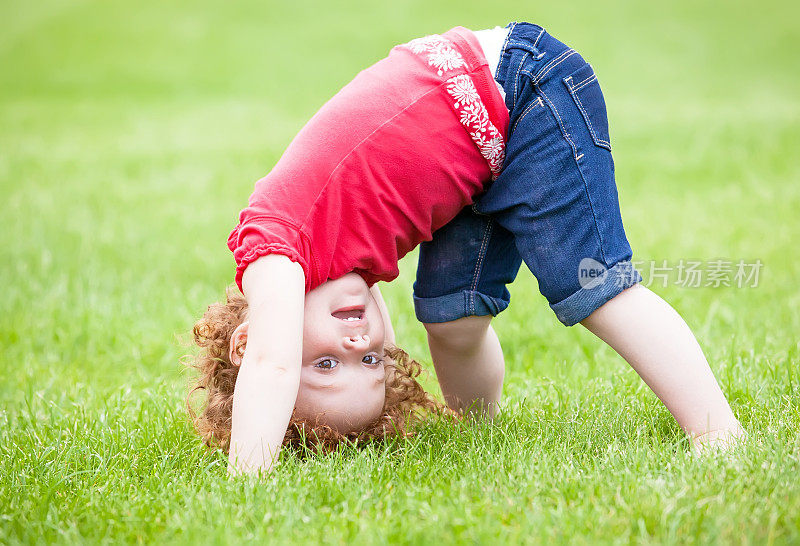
[342,334,370,351]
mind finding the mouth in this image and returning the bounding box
[331,306,365,323]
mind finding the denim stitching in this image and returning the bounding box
[531,48,572,82]
[567,79,612,149]
[524,26,546,59]
[511,96,544,134]
[564,72,597,92]
[519,63,568,85]
[471,203,489,217]
[539,89,608,262]
[572,74,598,92]
[533,49,576,84]
[538,87,579,159]
[531,26,545,51]
[569,88,600,145]
[496,22,515,80]
[472,219,493,292]
[469,219,494,314]
[572,91,612,148]
[513,52,529,106]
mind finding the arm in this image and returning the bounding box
[581,284,744,450]
[370,284,396,346]
[228,254,305,475]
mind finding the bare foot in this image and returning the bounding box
[691,422,747,456]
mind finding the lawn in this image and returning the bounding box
[1,0,799,543]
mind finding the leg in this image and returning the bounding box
[581,284,744,449]
[413,206,522,418]
[424,316,505,417]
[481,26,742,448]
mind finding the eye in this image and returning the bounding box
[362,354,383,367]
[315,359,339,370]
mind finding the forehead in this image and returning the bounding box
[295,363,387,433]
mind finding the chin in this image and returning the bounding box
[334,272,369,293]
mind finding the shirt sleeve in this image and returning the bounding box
[227,214,312,293]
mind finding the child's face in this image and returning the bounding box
[295,273,387,434]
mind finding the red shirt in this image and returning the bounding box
[228,27,509,292]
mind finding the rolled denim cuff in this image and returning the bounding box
[413,290,510,324]
[550,261,642,326]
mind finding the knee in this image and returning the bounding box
[423,315,492,351]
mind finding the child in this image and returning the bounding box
[190,286,448,453]
[191,22,744,474]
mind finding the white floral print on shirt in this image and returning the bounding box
[402,34,505,179]
[406,35,466,75]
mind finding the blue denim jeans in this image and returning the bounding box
[414,22,641,326]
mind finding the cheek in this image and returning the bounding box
[353,371,386,418]
[300,333,320,363]
[302,290,335,338]
[368,303,386,341]
[293,374,316,416]
[301,322,335,362]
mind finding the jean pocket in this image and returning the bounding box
[563,63,612,150]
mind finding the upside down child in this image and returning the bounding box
[189,22,745,474]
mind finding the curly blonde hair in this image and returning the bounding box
[187,286,448,453]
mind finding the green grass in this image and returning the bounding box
[2,0,799,543]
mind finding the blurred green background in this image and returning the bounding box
[1,0,799,543]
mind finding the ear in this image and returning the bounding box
[229,321,249,367]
